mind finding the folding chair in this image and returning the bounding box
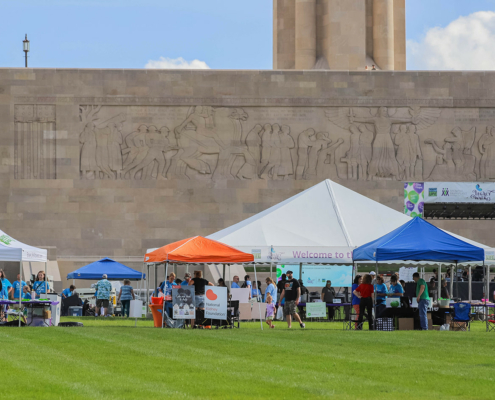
[451,303,471,332]
[343,310,362,330]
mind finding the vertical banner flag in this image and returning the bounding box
[205,286,227,320]
[172,286,196,319]
[306,302,327,318]
[404,182,424,217]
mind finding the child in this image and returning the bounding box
[22,285,31,300]
[265,293,275,329]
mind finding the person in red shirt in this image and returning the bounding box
[353,274,374,330]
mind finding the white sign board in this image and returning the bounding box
[399,267,418,282]
[205,287,227,320]
[305,302,326,318]
[231,288,250,303]
[424,182,495,204]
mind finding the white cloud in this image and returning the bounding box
[144,56,210,70]
[407,11,495,70]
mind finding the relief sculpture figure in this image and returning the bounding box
[305,132,331,180]
[277,125,295,180]
[424,139,456,181]
[407,124,423,180]
[358,125,373,181]
[295,128,316,180]
[316,138,344,179]
[393,124,412,180]
[479,126,495,180]
[79,105,101,179]
[259,124,273,178]
[108,123,124,179]
[122,125,151,178]
[341,124,361,180]
[237,124,262,180]
[260,124,281,180]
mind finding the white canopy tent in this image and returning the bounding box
[0,229,47,327]
[208,179,494,262]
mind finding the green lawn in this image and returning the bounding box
[0,318,494,400]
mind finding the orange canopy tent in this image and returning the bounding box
[144,236,254,264]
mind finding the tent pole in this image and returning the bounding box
[19,261,22,327]
[162,262,168,329]
[154,265,158,297]
[468,265,472,302]
[374,261,378,331]
[145,264,149,317]
[450,264,455,300]
[270,261,273,280]
[44,261,47,295]
[437,263,444,301]
[485,262,488,332]
[222,264,225,281]
[299,263,302,281]
[253,263,263,331]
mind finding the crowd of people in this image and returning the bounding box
[352,271,434,330]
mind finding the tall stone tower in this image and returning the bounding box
[273,0,406,70]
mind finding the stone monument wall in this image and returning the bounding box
[1,68,495,259]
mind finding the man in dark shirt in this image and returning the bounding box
[189,270,213,329]
[278,270,305,329]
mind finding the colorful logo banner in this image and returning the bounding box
[404,182,424,217]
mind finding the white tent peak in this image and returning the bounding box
[0,228,47,262]
[208,179,413,248]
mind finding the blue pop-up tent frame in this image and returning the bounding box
[67,258,146,280]
[352,217,485,331]
[353,217,485,263]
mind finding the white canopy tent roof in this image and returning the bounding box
[208,179,494,264]
[0,229,47,262]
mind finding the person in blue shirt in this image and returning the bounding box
[0,269,13,300]
[374,275,388,318]
[95,274,112,316]
[22,285,32,300]
[118,279,135,317]
[243,275,252,299]
[388,275,404,298]
[231,275,240,289]
[62,285,76,299]
[12,274,27,300]
[33,271,50,298]
[264,277,277,303]
[251,281,261,301]
[181,272,191,286]
[351,275,362,329]
[159,273,176,317]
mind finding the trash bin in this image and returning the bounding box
[68,306,83,317]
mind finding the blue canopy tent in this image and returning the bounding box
[352,217,485,330]
[67,258,146,280]
[353,217,485,263]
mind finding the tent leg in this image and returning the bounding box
[222,264,225,281]
[270,262,273,280]
[145,264,149,317]
[374,261,378,331]
[484,262,488,332]
[468,265,472,302]
[19,261,22,327]
[299,263,302,281]
[450,263,455,300]
[438,264,441,302]
[253,263,262,331]
[45,261,48,295]
[162,262,168,329]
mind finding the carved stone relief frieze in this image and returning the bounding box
[14,104,56,179]
[73,104,495,182]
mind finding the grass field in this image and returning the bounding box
[1,317,494,400]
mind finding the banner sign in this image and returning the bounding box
[404,183,424,217]
[423,182,495,204]
[301,265,353,287]
[172,286,195,319]
[204,287,227,320]
[306,302,326,318]
[276,265,300,281]
[239,246,354,264]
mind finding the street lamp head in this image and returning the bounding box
[23,34,30,52]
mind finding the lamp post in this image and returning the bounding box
[23,34,30,68]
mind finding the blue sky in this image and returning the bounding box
[1,0,495,70]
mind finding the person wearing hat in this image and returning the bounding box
[278,270,305,329]
[370,271,377,285]
[95,274,112,317]
[181,272,192,286]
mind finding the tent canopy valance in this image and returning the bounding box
[0,229,47,262]
[144,236,254,264]
[353,218,485,263]
[67,258,145,280]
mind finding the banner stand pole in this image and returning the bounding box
[162,262,168,329]
[374,261,378,331]
[253,263,263,331]
[19,261,22,327]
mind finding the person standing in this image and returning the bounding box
[189,270,213,329]
[374,276,388,318]
[95,274,112,317]
[12,274,26,301]
[278,270,305,329]
[181,272,192,286]
[61,285,76,299]
[231,275,240,289]
[217,278,230,298]
[353,274,374,330]
[413,272,430,330]
[321,281,336,321]
[118,279,135,318]
[251,281,261,301]
[388,275,404,299]
[351,275,362,328]
[440,280,450,299]
[33,271,50,298]
[265,277,277,304]
[159,273,176,317]
[0,270,12,321]
[265,293,275,329]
